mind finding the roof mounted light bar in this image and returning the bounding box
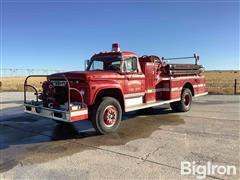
[112,43,120,52]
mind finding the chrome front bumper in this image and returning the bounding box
[24,103,88,122]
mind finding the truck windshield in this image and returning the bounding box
[87,57,122,71]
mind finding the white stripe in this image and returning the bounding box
[131,74,145,78]
[171,76,205,80]
[145,83,205,93]
[125,96,143,107]
[161,78,171,80]
[125,83,205,98]
[171,87,182,91]
[124,92,145,98]
[146,89,159,93]
[70,109,88,117]
[160,76,205,81]
[193,84,205,88]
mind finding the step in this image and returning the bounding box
[125,98,180,112]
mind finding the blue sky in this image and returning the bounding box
[1,0,239,70]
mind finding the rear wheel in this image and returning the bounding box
[170,88,192,112]
[91,97,122,134]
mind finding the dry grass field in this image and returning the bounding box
[0,76,46,92]
[0,71,239,94]
[204,71,240,94]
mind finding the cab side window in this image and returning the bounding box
[123,57,138,72]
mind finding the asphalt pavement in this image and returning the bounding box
[0,92,239,179]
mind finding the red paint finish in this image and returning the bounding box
[103,105,117,127]
[70,114,88,121]
[140,62,155,103]
[55,55,205,107]
[25,44,207,123]
[184,94,190,106]
[70,108,88,122]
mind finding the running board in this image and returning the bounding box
[125,92,208,112]
[125,98,180,112]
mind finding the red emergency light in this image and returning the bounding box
[112,43,120,52]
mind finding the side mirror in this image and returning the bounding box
[84,59,90,70]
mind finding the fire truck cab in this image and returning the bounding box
[24,43,207,134]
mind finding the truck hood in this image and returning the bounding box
[49,71,123,81]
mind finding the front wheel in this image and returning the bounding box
[170,88,192,112]
[91,97,122,134]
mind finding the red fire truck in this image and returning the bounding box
[24,44,207,134]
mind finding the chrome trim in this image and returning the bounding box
[24,103,68,113]
[24,105,70,122]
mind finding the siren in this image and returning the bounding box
[112,43,120,52]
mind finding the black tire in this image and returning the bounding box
[91,97,122,134]
[170,88,192,112]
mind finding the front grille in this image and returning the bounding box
[54,86,68,105]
